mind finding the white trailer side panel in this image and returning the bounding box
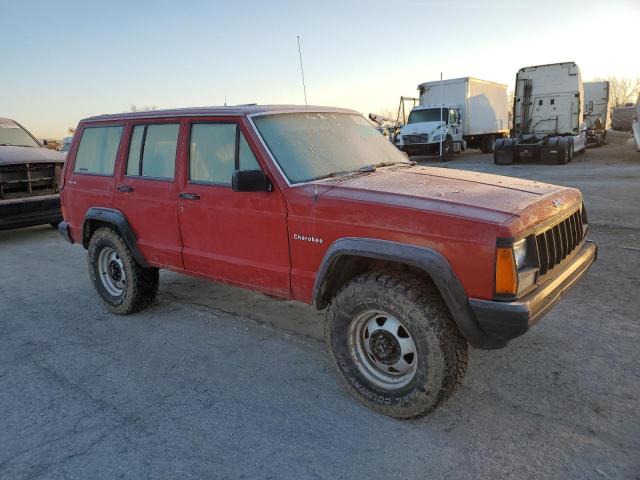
[418,77,508,136]
[467,79,509,135]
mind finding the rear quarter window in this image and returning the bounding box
[74,125,124,175]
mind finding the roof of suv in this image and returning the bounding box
[82,105,359,122]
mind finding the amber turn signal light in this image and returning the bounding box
[495,247,518,295]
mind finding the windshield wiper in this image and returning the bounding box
[374,160,415,167]
[0,143,32,147]
[315,164,377,181]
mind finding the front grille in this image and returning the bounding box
[0,163,61,200]
[403,134,429,145]
[535,208,586,275]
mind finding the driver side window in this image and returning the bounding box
[189,123,260,185]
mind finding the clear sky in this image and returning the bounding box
[2,0,639,138]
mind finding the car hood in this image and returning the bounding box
[319,165,581,225]
[0,145,66,165]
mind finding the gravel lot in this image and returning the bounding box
[1,143,638,479]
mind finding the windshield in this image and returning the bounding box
[407,108,448,124]
[0,119,40,147]
[253,112,410,184]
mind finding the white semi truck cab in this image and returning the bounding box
[396,77,508,160]
[494,62,588,165]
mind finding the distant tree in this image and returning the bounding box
[129,104,158,112]
[591,76,640,107]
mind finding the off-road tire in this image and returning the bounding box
[325,271,468,419]
[442,136,454,162]
[88,227,159,315]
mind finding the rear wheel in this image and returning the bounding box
[557,138,569,165]
[88,227,159,315]
[325,271,468,419]
[480,134,496,154]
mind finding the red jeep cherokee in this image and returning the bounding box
[58,106,596,418]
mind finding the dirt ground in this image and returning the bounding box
[0,142,638,479]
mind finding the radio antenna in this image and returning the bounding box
[297,35,319,199]
[297,35,309,109]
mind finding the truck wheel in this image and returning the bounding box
[557,138,569,165]
[480,134,496,154]
[442,136,454,161]
[325,271,468,419]
[88,227,159,315]
[494,139,513,164]
[568,138,574,162]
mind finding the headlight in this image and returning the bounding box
[432,134,442,142]
[513,239,527,269]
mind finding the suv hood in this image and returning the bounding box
[320,165,581,224]
[0,145,66,165]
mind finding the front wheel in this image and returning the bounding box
[88,227,159,315]
[441,136,454,161]
[325,271,468,419]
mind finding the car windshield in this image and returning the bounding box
[253,112,410,184]
[0,119,40,147]
[407,108,448,124]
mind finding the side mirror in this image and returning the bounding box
[232,169,271,192]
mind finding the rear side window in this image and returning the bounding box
[126,124,179,179]
[74,126,123,175]
[189,123,259,184]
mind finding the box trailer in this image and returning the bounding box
[584,81,610,147]
[396,77,509,160]
[494,62,587,165]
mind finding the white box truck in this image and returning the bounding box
[584,81,610,147]
[396,77,509,160]
[494,62,587,165]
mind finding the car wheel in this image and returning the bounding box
[88,227,159,315]
[325,271,468,419]
[442,136,454,161]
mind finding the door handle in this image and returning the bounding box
[178,192,200,200]
[117,185,135,192]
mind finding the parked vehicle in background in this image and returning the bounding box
[58,105,596,419]
[583,81,610,147]
[611,103,635,132]
[396,77,509,160]
[495,62,587,165]
[60,136,73,153]
[0,117,66,230]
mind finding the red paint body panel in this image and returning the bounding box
[61,107,583,307]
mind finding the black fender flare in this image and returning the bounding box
[313,237,505,350]
[82,207,150,268]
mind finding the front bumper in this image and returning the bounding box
[469,240,597,343]
[0,194,61,230]
[400,143,440,156]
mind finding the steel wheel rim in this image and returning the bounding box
[348,310,418,390]
[98,246,126,297]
